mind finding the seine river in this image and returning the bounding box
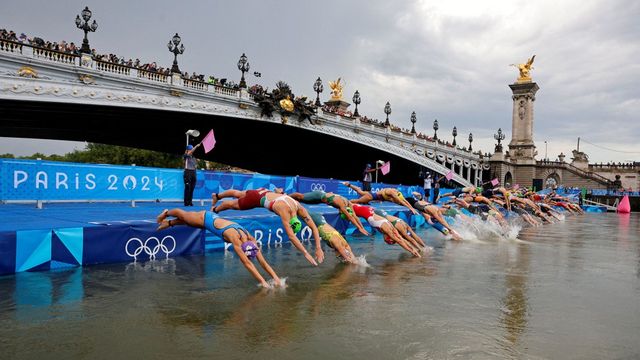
[1,213,639,359]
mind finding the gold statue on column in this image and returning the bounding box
[328,77,345,101]
[510,55,535,83]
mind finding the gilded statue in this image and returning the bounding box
[328,77,345,101]
[510,55,535,83]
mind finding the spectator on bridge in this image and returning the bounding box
[156,209,282,288]
[183,143,201,206]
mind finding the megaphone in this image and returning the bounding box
[185,129,200,137]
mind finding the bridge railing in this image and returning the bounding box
[136,68,169,83]
[1,39,79,65]
[536,160,611,185]
[95,60,132,76]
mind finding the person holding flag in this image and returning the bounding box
[182,142,201,206]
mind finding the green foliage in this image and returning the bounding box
[1,143,235,170]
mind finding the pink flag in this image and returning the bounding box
[491,178,499,186]
[445,170,454,181]
[201,129,216,153]
[380,161,391,175]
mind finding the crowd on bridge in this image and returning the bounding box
[0,27,240,90]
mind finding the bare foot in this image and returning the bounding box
[156,220,171,231]
[210,193,218,209]
[157,209,169,223]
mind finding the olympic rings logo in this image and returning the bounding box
[310,183,326,191]
[125,235,176,261]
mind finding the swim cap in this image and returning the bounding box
[186,145,194,150]
[241,241,259,259]
[340,207,354,220]
[383,234,395,244]
[475,187,483,193]
[290,216,302,233]
[366,164,372,168]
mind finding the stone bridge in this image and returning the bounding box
[0,39,487,186]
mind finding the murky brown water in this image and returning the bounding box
[1,213,639,359]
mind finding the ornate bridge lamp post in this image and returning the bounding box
[313,77,323,106]
[433,119,439,140]
[352,90,361,117]
[410,111,417,134]
[452,126,458,146]
[384,102,392,127]
[468,133,473,151]
[167,33,185,74]
[494,128,505,152]
[75,6,98,54]
[237,53,250,89]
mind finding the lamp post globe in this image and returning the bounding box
[384,101,392,127]
[75,6,98,54]
[313,77,323,107]
[433,119,439,140]
[352,90,361,117]
[167,33,185,74]
[494,128,505,152]
[237,53,250,89]
[410,111,417,134]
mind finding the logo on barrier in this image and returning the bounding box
[310,183,326,191]
[125,235,176,261]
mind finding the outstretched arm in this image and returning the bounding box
[299,207,325,264]
[279,213,318,266]
[256,250,281,287]
[231,241,271,288]
[340,204,369,235]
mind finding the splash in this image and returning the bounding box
[260,277,288,290]
[352,255,371,268]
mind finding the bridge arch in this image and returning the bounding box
[0,44,482,186]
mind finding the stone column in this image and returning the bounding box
[508,82,539,164]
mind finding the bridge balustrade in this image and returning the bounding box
[182,78,208,91]
[136,68,168,83]
[95,60,131,76]
[0,39,23,55]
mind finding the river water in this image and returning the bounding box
[1,213,639,359]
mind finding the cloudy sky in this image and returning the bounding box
[1,0,639,163]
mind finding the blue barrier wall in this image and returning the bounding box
[0,158,426,202]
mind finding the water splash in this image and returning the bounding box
[352,255,370,268]
[260,277,288,290]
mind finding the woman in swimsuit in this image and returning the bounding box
[373,208,428,251]
[289,191,369,235]
[261,192,325,266]
[351,204,421,257]
[156,208,281,288]
[342,182,418,215]
[308,212,358,264]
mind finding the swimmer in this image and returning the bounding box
[308,211,359,264]
[351,204,421,257]
[156,208,281,288]
[374,208,428,251]
[341,182,418,215]
[289,190,369,235]
[407,192,463,241]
